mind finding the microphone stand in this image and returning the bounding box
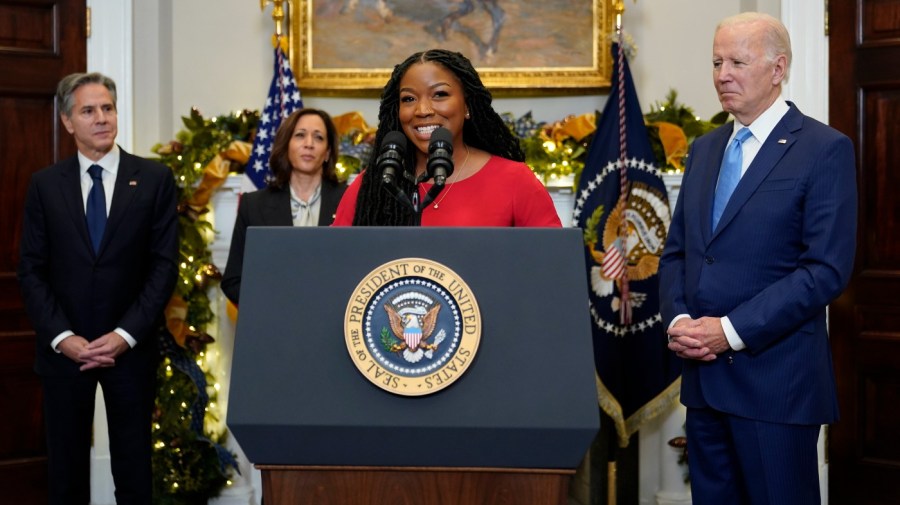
[382,178,415,214]
[382,171,447,226]
[419,182,445,209]
[412,172,447,226]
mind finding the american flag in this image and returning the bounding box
[245,45,303,191]
[601,237,627,280]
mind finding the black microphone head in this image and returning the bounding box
[377,131,408,185]
[428,127,453,154]
[382,130,408,154]
[426,128,454,185]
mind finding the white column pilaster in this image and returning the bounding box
[653,405,692,505]
[88,1,133,503]
[208,175,261,505]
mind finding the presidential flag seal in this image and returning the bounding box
[344,258,481,396]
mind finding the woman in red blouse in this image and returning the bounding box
[333,49,561,228]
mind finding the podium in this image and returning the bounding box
[228,227,599,504]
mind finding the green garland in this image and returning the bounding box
[501,111,586,184]
[510,90,725,188]
[150,108,258,504]
[644,88,729,171]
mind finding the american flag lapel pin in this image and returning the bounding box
[129,180,138,186]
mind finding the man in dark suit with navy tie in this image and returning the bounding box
[659,12,857,505]
[18,72,177,505]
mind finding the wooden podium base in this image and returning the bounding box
[258,465,574,505]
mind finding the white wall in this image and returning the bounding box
[626,1,735,119]
[130,0,760,156]
[132,0,170,153]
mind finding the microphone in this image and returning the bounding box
[376,131,408,185]
[427,127,454,186]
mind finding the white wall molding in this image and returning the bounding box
[87,2,133,503]
[87,0,133,151]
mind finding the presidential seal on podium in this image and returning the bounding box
[344,258,482,396]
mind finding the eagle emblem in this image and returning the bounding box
[585,181,670,309]
[383,293,444,363]
[345,258,482,396]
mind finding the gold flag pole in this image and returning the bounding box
[608,2,626,502]
[606,0,637,505]
[260,0,287,50]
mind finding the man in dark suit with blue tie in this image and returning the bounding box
[18,72,177,504]
[659,12,857,505]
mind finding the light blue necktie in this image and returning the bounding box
[86,164,107,253]
[712,127,752,231]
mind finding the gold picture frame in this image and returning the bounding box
[288,0,613,95]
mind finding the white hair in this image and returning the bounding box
[717,12,792,82]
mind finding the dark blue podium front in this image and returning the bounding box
[227,227,599,470]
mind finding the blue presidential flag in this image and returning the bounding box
[245,45,303,190]
[573,43,681,447]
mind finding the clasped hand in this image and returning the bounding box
[59,332,129,371]
[667,317,731,361]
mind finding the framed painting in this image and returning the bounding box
[288,0,614,95]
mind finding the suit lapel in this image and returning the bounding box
[711,107,802,239]
[59,157,94,253]
[697,126,731,246]
[319,180,344,225]
[261,188,294,226]
[102,150,141,255]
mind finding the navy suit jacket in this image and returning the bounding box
[18,149,178,376]
[220,179,346,304]
[659,103,857,425]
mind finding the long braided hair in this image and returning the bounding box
[352,49,524,226]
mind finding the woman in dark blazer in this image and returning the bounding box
[222,108,346,304]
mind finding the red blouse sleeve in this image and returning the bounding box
[331,172,364,226]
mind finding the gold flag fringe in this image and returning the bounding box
[596,373,682,448]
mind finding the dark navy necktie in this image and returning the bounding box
[712,127,753,231]
[86,164,107,253]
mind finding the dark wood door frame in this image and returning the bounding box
[828,1,900,504]
[0,1,86,502]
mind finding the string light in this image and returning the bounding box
[152,109,247,499]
